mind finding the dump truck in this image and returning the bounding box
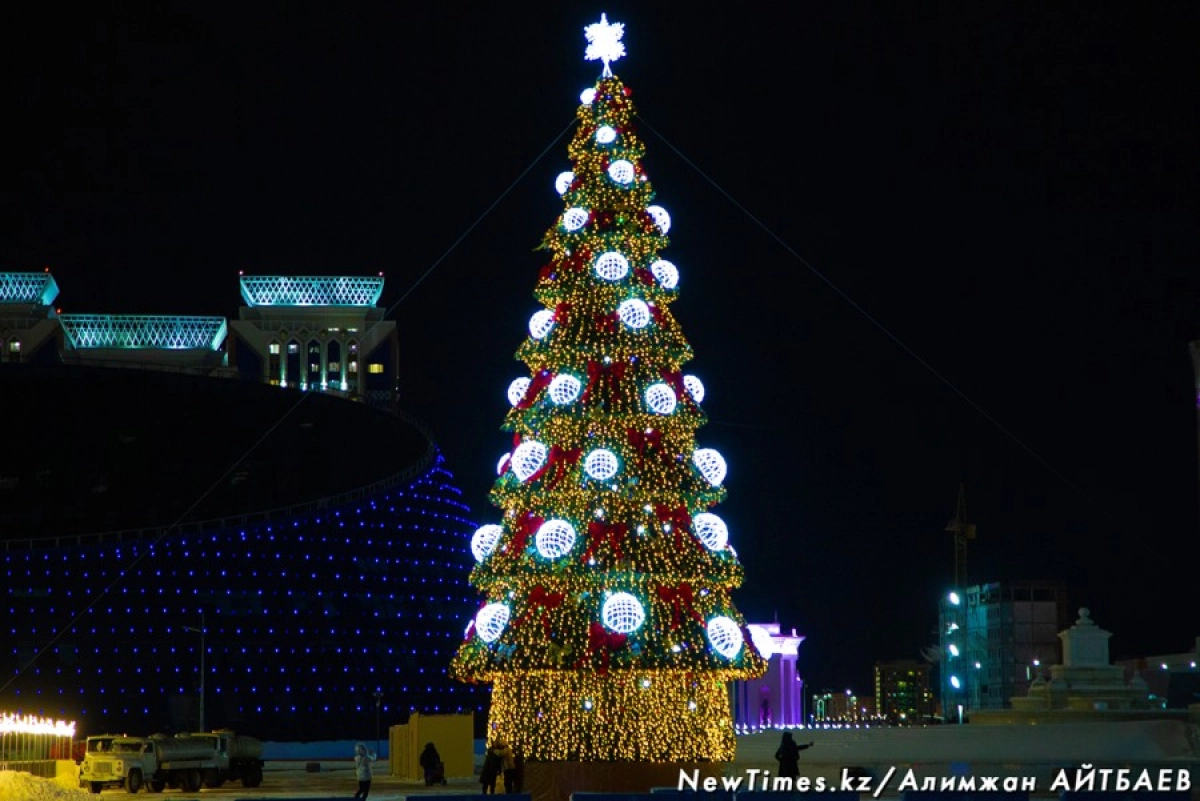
[77,730,264,793]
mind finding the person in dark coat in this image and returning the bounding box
[420,742,446,786]
[480,741,503,794]
[774,731,814,778]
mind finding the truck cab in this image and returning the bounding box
[78,735,158,794]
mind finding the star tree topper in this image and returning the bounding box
[584,13,625,77]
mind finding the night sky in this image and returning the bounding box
[5,3,1198,696]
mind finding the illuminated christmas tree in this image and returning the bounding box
[451,15,766,762]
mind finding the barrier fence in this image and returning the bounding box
[0,711,77,778]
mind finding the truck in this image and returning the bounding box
[77,730,264,793]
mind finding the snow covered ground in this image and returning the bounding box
[4,721,1198,800]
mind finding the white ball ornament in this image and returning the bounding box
[580,87,596,105]
[584,448,620,480]
[692,448,727,486]
[644,383,677,415]
[511,441,548,482]
[555,171,575,195]
[507,377,532,407]
[650,259,679,289]
[691,512,728,551]
[602,592,646,634]
[706,616,744,659]
[596,125,617,144]
[496,453,510,476]
[548,374,582,405]
[683,374,705,403]
[471,524,503,563]
[748,623,775,659]
[475,603,511,644]
[607,159,635,185]
[646,205,671,234]
[594,251,630,282]
[617,299,651,329]
[562,207,589,231]
[529,309,556,340]
[535,519,577,560]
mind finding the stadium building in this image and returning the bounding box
[0,271,486,741]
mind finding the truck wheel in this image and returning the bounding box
[180,769,202,792]
[126,769,142,793]
[88,782,102,794]
[242,765,264,788]
[146,779,165,793]
[202,768,224,788]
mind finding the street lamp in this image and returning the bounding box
[183,613,206,733]
[372,691,384,757]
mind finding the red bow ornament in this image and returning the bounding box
[581,621,628,676]
[582,520,630,564]
[515,585,565,639]
[528,445,581,487]
[654,503,698,551]
[508,512,543,558]
[657,582,704,630]
[581,359,627,404]
[516,370,554,409]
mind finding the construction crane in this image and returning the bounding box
[945,483,976,587]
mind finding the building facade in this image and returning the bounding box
[733,622,805,728]
[939,579,1069,719]
[874,660,934,724]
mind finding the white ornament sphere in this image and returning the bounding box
[607,159,635,185]
[580,87,596,105]
[646,205,671,234]
[584,448,620,480]
[507,377,532,406]
[747,623,775,659]
[529,309,556,340]
[683,374,705,403]
[471,524,503,563]
[602,592,646,634]
[650,259,679,289]
[594,251,630,282]
[562,207,589,231]
[644,383,678,415]
[511,441,548,482]
[706,616,744,659]
[691,512,728,551]
[496,453,510,476]
[596,125,617,145]
[475,603,511,644]
[535,519,577,560]
[555,171,575,195]
[617,299,651,329]
[548,374,582,405]
[692,448,727,486]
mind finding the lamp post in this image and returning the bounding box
[372,691,383,757]
[183,613,206,733]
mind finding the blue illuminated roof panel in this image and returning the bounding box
[239,275,384,307]
[0,272,60,306]
[58,315,228,350]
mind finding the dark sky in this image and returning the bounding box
[5,2,1198,695]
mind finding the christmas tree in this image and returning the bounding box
[451,15,766,762]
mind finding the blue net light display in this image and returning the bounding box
[1,453,486,742]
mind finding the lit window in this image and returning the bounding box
[269,342,280,355]
[328,362,340,372]
[368,363,384,374]
[8,340,20,353]
[349,361,358,374]
[288,343,299,354]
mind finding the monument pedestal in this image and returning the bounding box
[524,760,725,801]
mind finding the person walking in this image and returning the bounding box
[774,731,814,779]
[420,741,446,786]
[495,739,517,793]
[480,741,503,794]
[353,741,376,800]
